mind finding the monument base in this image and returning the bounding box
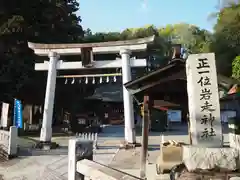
[177,171,240,180]
[183,145,239,172]
[34,141,59,150]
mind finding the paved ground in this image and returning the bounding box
[0,128,121,180]
[0,124,231,180]
[109,124,230,180]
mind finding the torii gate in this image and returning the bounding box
[28,36,156,146]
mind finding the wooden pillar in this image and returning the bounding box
[140,95,151,179]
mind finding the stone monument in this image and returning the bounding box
[184,53,240,172]
[186,53,222,147]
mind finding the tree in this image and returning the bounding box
[158,23,212,54]
[84,23,211,56]
[211,3,240,76]
[83,23,212,72]
[84,28,92,36]
[232,56,240,79]
[0,0,84,100]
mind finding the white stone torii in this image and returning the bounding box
[28,36,155,145]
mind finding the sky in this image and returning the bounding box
[78,0,220,33]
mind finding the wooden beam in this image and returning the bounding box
[124,63,177,88]
[35,59,147,71]
[140,95,151,179]
[128,70,185,95]
[81,47,93,67]
[153,100,180,107]
[148,80,187,93]
[150,92,188,108]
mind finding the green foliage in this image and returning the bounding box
[0,0,84,99]
[84,32,121,42]
[84,23,212,58]
[82,24,213,75]
[158,23,212,53]
[232,56,240,79]
[211,3,240,76]
[84,23,212,55]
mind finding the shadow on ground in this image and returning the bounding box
[18,146,69,156]
[98,145,120,149]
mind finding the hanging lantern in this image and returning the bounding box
[106,76,109,83]
[71,78,75,84]
[113,76,117,82]
[85,77,88,84]
[99,77,103,84]
[64,78,68,84]
[92,77,95,84]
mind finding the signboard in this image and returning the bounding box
[186,53,222,147]
[167,110,181,122]
[13,99,23,128]
[1,103,9,127]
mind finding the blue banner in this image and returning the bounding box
[14,99,23,128]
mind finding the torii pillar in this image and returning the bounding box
[121,49,136,144]
[39,50,137,145]
[40,52,59,145]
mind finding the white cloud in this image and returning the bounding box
[140,0,149,12]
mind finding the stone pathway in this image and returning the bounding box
[0,135,120,180]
